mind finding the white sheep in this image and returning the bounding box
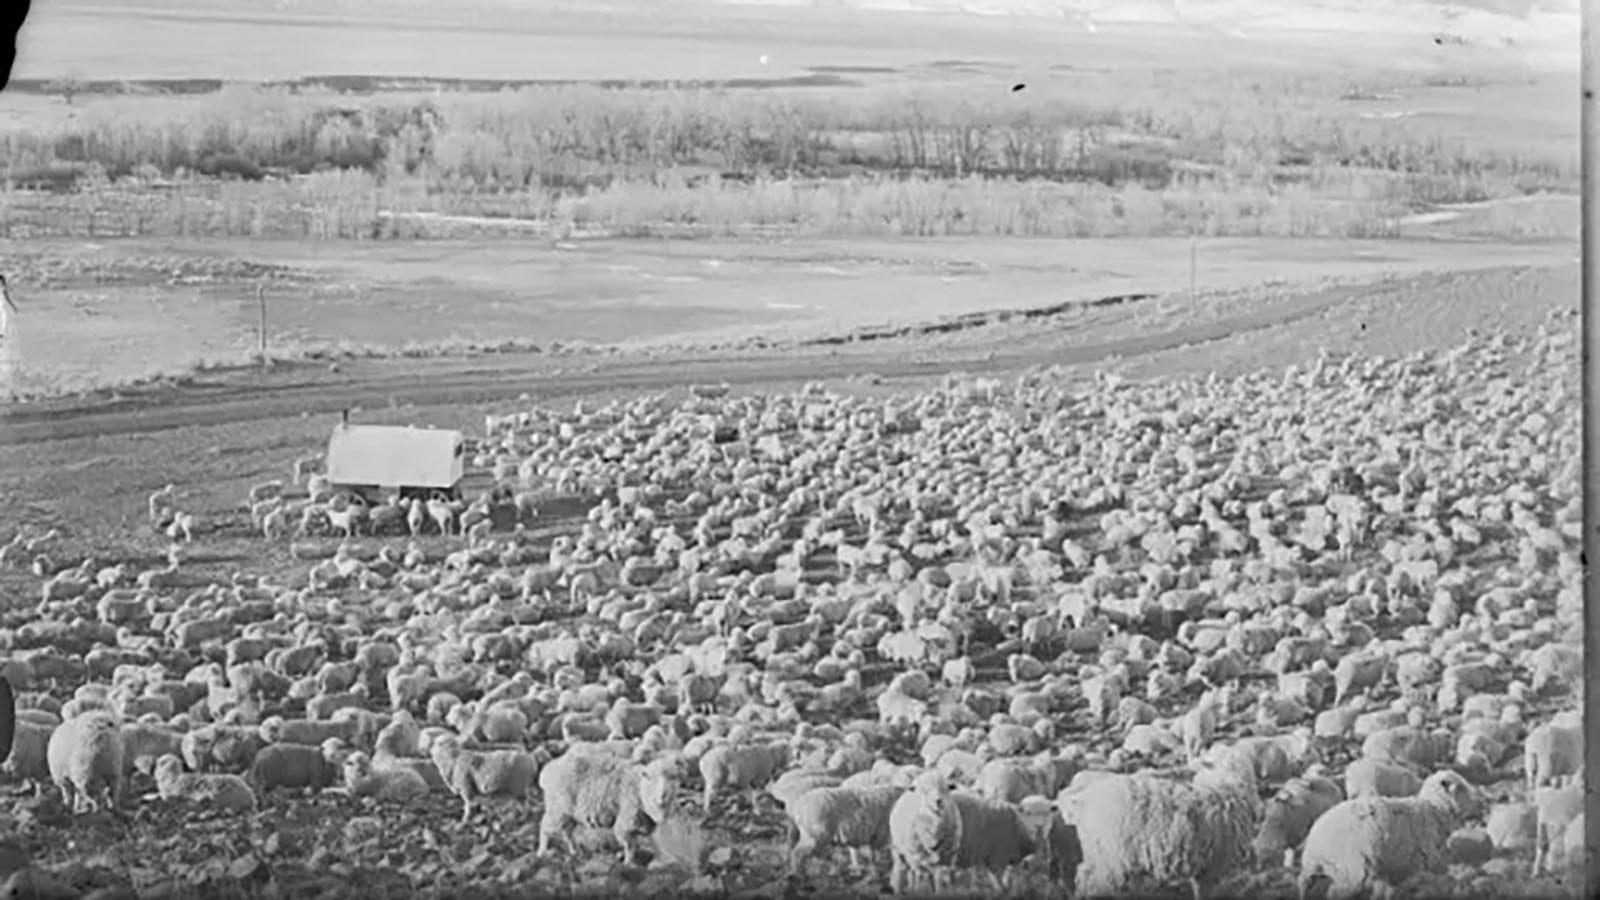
[1524,718,1582,791]
[46,710,125,814]
[343,750,430,803]
[786,782,906,874]
[1344,757,1422,799]
[888,769,965,894]
[1251,768,1344,867]
[1298,770,1482,899]
[153,754,257,813]
[430,733,542,825]
[1533,783,1583,875]
[948,792,1060,891]
[536,750,679,864]
[698,740,789,812]
[1057,763,1260,899]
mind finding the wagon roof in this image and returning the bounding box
[326,424,464,488]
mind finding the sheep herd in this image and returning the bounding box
[1,306,1585,898]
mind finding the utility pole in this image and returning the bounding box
[257,283,267,366]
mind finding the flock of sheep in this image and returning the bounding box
[2,306,1585,898]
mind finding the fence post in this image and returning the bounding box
[1189,237,1197,300]
[257,283,267,366]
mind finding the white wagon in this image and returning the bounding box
[325,421,466,504]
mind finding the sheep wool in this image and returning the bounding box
[343,750,430,802]
[430,734,542,824]
[249,741,339,792]
[888,770,964,895]
[698,740,789,812]
[182,724,266,774]
[787,783,906,874]
[153,754,257,812]
[537,750,678,864]
[1252,772,1344,867]
[46,710,125,814]
[1299,770,1481,899]
[1344,757,1423,800]
[121,722,185,775]
[948,792,1059,890]
[1523,719,1582,791]
[1058,767,1259,898]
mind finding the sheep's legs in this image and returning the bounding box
[1189,876,1206,900]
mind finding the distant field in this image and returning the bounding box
[0,232,1577,400]
[0,0,1581,400]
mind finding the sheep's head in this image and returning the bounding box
[153,754,184,784]
[258,716,285,743]
[1016,796,1058,853]
[342,751,372,785]
[1419,770,1482,818]
[636,758,679,823]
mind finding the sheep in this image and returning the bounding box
[430,733,541,825]
[1524,718,1582,791]
[121,722,185,775]
[536,750,679,864]
[1298,770,1482,899]
[1251,768,1344,868]
[153,754,257,813]
[249,738,342,792]
[259,715,358,748]
[1344,757,1422,799]
[46,710,125,814]
[888,769,965,894]
[1533,783,1583,875]
[974,754,1081,804]
[786,783,907,874]
[165,511,198,543]
[342,750,430,803]
[182,724,266,774]
[1057,763,1260,899]
[947,792,1061,891]
[698,740,789,812]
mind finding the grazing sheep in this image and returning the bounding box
[787,782,906,874]
[888,769,965,894]
[1298,770,1482,899]
[430,733,542,825]
[343,750,431,803]
[1252,768,1344,868]
[1524,719,1582,791]
[698,740,789,812]
[1057,763,1260,899]
[948,792,1060,891]
[536,749,679,864]
[121,722,185,775]
[1344,757,1422,799]
[259,715,358,748]
[182,724,266,774]
[46,710,125,814]
[1533,783,1583,875]
[153,754,257,813]
[249,738,342,792]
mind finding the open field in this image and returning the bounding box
[0,230,1579,400]
[0,0,1586,897]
